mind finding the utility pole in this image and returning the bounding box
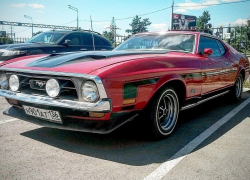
[106,17,120,47]
[10,24,13,39]
[24,15,33,37]
[227,23,231,44]
[68,5,78,29]
[171,0,174,31]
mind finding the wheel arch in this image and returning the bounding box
[239,67,245,81]
[148,75,187,107]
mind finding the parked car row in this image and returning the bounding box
[0,31,249,139]
[0,29,113,62]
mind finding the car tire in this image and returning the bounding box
[149,86,179,139]
[229,73,243,102]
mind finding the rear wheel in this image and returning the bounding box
[229,74,243,102]
[149,86,179,138]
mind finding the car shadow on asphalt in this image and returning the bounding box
[21,95,249,166]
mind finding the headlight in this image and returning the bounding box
[9,75,19,91]
[46,79,60,98]
[82,81,99,102]
[2,50,26,56]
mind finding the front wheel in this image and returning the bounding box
[229,74,243,102]
[149,86,179,138]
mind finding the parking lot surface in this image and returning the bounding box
[1,91,250,180]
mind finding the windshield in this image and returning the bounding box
[26,32,66,44]
[114,33,195,53]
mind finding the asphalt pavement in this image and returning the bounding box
[0,91,250,180]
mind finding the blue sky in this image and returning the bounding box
[0,0,249,39]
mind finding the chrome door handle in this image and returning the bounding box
[80,48,87,51]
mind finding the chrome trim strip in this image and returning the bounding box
[181,90,229,111]
[0,89,111,112]
[0,68,108,99]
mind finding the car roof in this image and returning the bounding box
[137,31,200,35]
[47,29,102,36]
[134,31,221,40]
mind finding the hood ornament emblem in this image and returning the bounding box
[35,81,46,87]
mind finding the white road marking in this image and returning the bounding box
[0,118,19,125]
[144,97,250,180]
[243,88,250,92]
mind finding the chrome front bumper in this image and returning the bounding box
[0,89,111,112]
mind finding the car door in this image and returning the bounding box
[198,36,227,94]
[59,32,83,52]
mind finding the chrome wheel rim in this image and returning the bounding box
[156,90,178,133]
[235,76,242,98]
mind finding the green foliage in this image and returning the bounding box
[126,15,152,35]
[102,31,115,45]
[0,37,14,44]
[33,31,43,37]
[196,10,212,31]
[230,26,249,52]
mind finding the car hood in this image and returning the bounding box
[0,43,58,50]
[0,51,169,75]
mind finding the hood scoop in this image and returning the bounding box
[27,52,108,68]
[26,50,167,68]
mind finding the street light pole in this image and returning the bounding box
[24,15,33,37]
[171,0,174,31]
[68,5,78,29]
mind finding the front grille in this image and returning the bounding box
[7,72,79,101]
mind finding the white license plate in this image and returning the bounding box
[23,105,62,124]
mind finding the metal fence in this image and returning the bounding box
[0,37,29,44]
[211,24,249,56]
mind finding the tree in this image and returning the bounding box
[126,15,151,35]
[196,11,212,32]
[230,26,249,52]
[0,34,14,44]
[102,31,115,45]
[33,31,43,37]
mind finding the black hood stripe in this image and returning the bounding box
[27,51,167,68]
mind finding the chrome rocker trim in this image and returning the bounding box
[0,89,111,112]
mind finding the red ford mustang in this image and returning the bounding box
[0,31,249,138]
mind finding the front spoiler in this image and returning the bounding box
[0,89,111,112]
[4,106,138,134]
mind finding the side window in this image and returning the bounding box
[216,40,226,55]
[100,37,112,46]
[198,36,221,57]
[81,33,93,46]
[63,33,82,45]
[94,35,102,46]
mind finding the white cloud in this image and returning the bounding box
[220,18,247,26]
[151,23,168,31]
[28,4,45,9]
[234,18,247,25]
[175,0,238,10]
[104,25,110,29]
[175,9,189,13]
[221,0,240,2]
[11,4,26,8]
[93,22,109,25]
